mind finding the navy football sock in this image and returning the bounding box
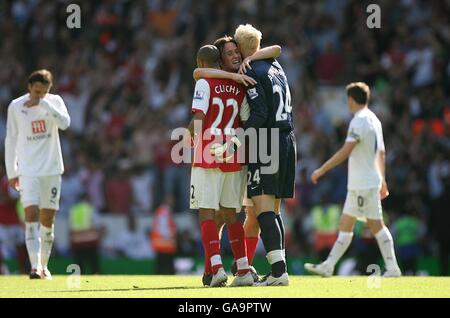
[275,214,285,250]
[257,211,286,276]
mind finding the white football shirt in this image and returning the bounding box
[4,93,71,178]
[345,107,385,190]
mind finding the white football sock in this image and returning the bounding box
[266,249,285,264]
[375,227,399,271]
[40,224,54,269]
[236,257,249,272]
[324,231,353,268]
[25,222,41,270]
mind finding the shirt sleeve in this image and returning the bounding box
[243,68,268,129]
[4,103,19,179]
[40,95,71,130]
[191,79,210,115]
[345,117,364,143]
[240,96,250,122]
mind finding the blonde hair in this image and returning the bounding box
[234,24,262,55]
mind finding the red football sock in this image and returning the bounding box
[228,221,249,275]
[245,236,259,264]
[201,219,222,274]
[204,250,212,275]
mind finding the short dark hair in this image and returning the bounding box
[213,35,237,58]
[196,45,220,68]
[346,82,370,105]
[28,69,53,86]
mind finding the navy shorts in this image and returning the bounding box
[247,131,296,199]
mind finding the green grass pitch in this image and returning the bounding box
[0,275,449,298]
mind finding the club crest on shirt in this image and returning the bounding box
[248,88,258,100]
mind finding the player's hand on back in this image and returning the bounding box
[233,73,256,87]
[24,98,40,108]
[379,180,389,200]
[239,57,252,74]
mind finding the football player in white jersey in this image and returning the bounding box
[4,69,70,279]
[304,82,401,277]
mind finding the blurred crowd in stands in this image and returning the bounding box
[0,0,449,275]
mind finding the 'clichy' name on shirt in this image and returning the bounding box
[214,84,241,96]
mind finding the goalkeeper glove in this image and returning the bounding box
[210,136,242,160]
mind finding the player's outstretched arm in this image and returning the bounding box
[311,141,357,184]
[193,68,256,86]
[239,45,282,74]
[40,96,71,130]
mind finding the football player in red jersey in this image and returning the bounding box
[193,36,282,284]
[187,45,255,287]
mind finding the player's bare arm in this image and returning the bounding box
[186,112,206,148]
[193,68,256,86]
[378,150,389,199]
[311,141,357,184]
[239,45,282,74]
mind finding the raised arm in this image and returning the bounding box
[40,96,71,130]
[193,68,256,86]
[239,45,282,74]
[193,68,234,81]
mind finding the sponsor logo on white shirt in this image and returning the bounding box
[31,120,47,134]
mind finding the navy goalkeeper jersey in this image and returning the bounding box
[244,58,293,133]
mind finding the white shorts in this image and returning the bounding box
[190,167,242,211]
[240,166,253,208]
[343,188,382,221]
[18,175,62,210]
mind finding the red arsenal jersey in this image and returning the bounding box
[191,78,246,172]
